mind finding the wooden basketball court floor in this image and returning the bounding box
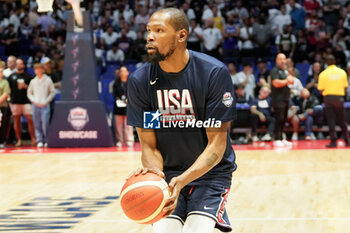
[0,140,350,233]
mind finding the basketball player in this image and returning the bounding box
[127,8,237,233]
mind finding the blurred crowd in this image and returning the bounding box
[0,0,350,147]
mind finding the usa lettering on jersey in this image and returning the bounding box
[156,89,195,122]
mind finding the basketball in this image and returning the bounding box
[120,172,170,224]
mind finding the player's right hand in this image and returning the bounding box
[126,167,165,180]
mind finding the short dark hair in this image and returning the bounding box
[325,54,335,66]
[155,8,189,33]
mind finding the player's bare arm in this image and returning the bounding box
[163,121,230,215]
[127,128,165,179]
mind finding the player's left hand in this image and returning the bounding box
[162,176,184,217]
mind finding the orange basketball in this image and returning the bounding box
[120,172,170,224]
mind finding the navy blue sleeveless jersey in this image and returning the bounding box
[127,50,237,185]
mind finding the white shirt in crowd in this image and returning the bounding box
[274,13,292,34]
[101,31,120,46]
[289,77,304,97]
[27,74,55,106]
[106,49,125,62]
[232,71,256,99]
[202,27,222,51]
[239,26,254,50]
[188,25,203,42]
[3,68,16,79]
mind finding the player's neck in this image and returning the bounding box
[158,49,189,73]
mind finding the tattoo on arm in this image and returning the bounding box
[206,153,219,167]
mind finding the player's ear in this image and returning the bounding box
[178,29,187,43]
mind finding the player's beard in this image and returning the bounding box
[143,42,176,63]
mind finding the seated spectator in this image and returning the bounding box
[27,63,55,148]
[289,88,323,140]
[234,84,252,104]
[101,25,119,48]
[293,29,310,63]
[232,61,256,99]
[106,42,125,63]
[128,32,147,61]
[0,67,11,148]
[134,6,150,26]
[116,28,133,56]
[249,86,275,142]
[306,61,323,103]
[227,62,237,80]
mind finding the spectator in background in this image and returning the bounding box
[274,4,292,34]
[211,6,225,31]
[323,0,341,34]
[134,6,150,26]
[294,29,311,63]
[290,0,306,34]
[255,58,271,96]
[238,16,253,59]
[27,63,55,148]
[227,62,237,80]
[270,53,294,147]
[106,42,125,63]
[202,18,223,60]
[187,19,203,52]
[252,12,272,59]
[222,13,240,58]
[180,2,196,21]
[318,54,349,147]
[234,84,252,104]
[37,13,56,32]
[95,43,106,68]
[116,28,133,56]
[101,25,119,48]
[1,24,19,56]
[250,86,275,142]
[306,61,323,103]
[232,61,256,99]
[232,0,249,19]
[27,49,46,68]
[292,88,323,140]
[113,66,134,147]
[3,55,17,78]
[0,68,11,148]
[275,24,296,58]
[303,0,320,14]
[8,58,36,147]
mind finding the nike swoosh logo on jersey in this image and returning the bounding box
[150,78,158,85]
[204,206,214,210]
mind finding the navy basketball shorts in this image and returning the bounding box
[168,183,232,232]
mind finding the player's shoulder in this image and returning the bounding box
[129,63,152,83]
[190,50,228,72]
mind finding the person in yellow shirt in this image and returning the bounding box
[318,54,349,147]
